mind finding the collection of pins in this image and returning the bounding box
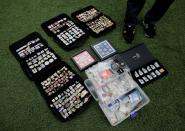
[50,81,91,119]
[10,32,92,121]
[10,33,60,78]
[86,15,114,34]
[72,50,96,71]
[25,48,58,74]
[44,15,87,47]
[41,66,76,96]
[72,6,115,36]
[92,40,116,60]
[10,7,169,123]
[106,89,142,124]
[76,8,100,22]
[132,60,168,86]
[15,37,45,58]
[85,57,150,126]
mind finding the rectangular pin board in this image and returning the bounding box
[72,49,97,71]
[41,14,89,50]
[9,32,48,62]
[71,6,116,37]
[35,62,93,121]
[118,43,168,87]
[9,32,61,80]
[91,40,117,60]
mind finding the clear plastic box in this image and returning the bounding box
[84,55,150,126]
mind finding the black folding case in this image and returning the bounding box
[34,62,92,121]
[10,33,92,121]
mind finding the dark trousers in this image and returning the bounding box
[124,0,175,26]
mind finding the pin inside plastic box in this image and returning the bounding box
[84,54,150,126]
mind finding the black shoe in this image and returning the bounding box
[143,21,156,38]
[123,25,135,43]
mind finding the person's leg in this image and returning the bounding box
[123,0,146,43]
[143,0,175,37]
[125,0,146,26]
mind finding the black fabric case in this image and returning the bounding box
[10,33,92,121]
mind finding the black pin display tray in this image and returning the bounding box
[115,43,168,87]
[9,32,61,80]
[9,32,48,62]
[35,62,92,122]
[41,14,89,50]
[10,33,92,121]
[71,5,116,37]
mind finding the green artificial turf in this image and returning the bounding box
[0,0,185,131]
